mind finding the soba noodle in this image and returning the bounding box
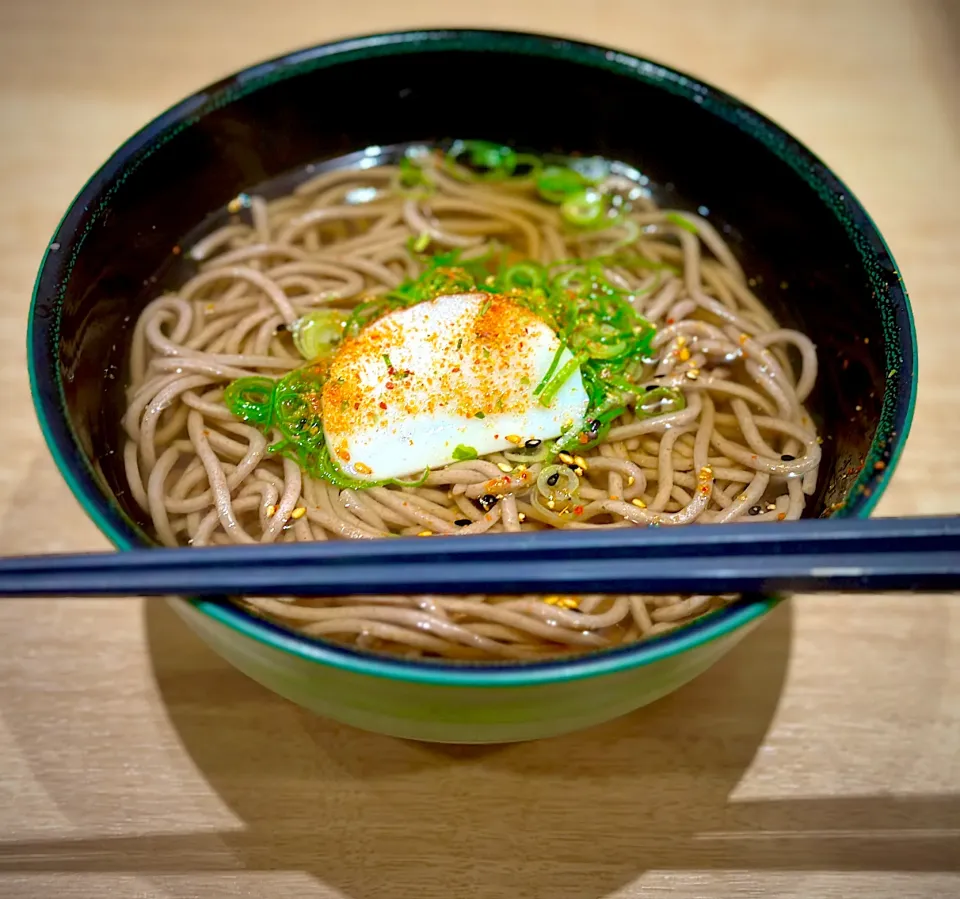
[122,146,820,661]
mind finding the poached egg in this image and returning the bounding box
[321,293,588,481]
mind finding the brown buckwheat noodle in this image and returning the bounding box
[122,156,820,662]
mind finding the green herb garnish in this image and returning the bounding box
[452,444,479,461]
[536,165,592,203]
[665,211,699,234]
[290,309,349,361]
[446,140,517,181]
[539,354,584,407]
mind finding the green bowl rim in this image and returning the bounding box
[27,28,917,688]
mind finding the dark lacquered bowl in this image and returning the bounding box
[28,30,916,742]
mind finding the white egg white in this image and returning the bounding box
[321,293,588,481]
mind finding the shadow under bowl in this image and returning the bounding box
[28,29,916,743]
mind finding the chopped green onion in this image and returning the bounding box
[584,337,630,360]
[638,386,686,417]
[445,140,518,182]
[536,464,580,504]
[397,155,433,193]
[561,188,608,228]
[665,211,699,234]
[501,262,547,290]
[596,403,628,424]
[539,354,583,407]
[536,165,588,203]
[291,309,349,361]
[534,343,567,396]
[415,265,478,300]
[224,377,276,427]
[513,153,544,174]
[390,468,432,488]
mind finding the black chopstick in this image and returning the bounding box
[0,515,958,598]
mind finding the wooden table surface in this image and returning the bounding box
[1,1,959,896]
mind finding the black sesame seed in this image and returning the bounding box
[275,323,288,333]
[525,438,542,448]
[587,419,601,434]
[645,384,657,391]
[654,374,665,379]
[780,454,796,461]
[748,505,762,516]
[546,472,560,487]
[454,518,472,527]
[478,494,499,512]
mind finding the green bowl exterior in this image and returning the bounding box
[27,30,917,743]
[168,596,764,743]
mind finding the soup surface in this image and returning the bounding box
[122,142,820,661]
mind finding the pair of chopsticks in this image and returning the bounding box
[0,515,958,598]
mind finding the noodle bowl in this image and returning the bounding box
[122,145,820,662]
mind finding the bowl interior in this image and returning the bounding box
[31,32,914,583]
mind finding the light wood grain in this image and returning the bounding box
[1,1,958,897]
